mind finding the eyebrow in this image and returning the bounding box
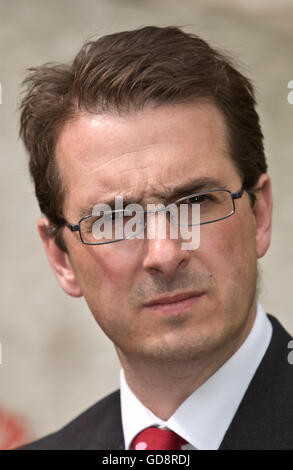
[78,177,226,219]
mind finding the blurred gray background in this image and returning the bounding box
[0,0,293,444]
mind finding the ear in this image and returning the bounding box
[252,174,273,259]
[38,217,82,297]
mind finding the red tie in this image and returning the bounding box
[131,426,188,450]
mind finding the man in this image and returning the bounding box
[16,26,293,450]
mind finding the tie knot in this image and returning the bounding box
[131,426,187,450]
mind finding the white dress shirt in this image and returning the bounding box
[120,301,273,450]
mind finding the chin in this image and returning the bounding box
[131,328,227,363]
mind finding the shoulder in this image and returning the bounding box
[221,313,293,449]
[255,313,293,396]
[265,313,293,369]
[15,389,123,450]
[260,313,293,398]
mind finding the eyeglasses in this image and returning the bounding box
[64,185,245,245]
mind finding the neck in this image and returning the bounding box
[116,302,257,420]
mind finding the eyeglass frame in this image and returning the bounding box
[63,184,246,245]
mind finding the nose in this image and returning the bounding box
[142,220,191,278]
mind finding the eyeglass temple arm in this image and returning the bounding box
[65,222,80,232]
[231,184,245,200]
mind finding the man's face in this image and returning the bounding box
[43,102,272,363]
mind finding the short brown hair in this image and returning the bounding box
[19,25,267,252]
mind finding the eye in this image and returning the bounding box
[104,211,115,221]
[103,211,124,222]
[184,194,212,204]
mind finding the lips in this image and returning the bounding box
[144,291,203,307]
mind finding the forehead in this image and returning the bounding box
[56,102,239,216]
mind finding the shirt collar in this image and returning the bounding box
[120,301,272,450]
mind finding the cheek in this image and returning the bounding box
[199,211,257,290]
[72,241,141,302]
[68,244,139,338]
[99,241,143,290]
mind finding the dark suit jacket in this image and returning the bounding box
[16,314,293,450]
